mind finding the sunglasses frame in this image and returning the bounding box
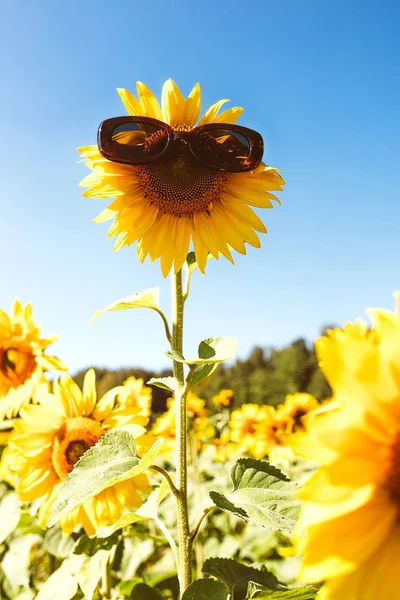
[97,116,264,173]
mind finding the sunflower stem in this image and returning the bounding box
[172,269,192,595]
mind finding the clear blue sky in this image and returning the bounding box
[1,0,399,374]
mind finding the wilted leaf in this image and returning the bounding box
[209,459,299,532]
[182,578,229,600]
[202,558,284,600]
[47,431,163,528]
[90,288,160,323]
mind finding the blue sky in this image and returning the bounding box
[1,0,399,374]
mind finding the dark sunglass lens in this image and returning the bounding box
[190,129,252,170]
[109,121,169,161]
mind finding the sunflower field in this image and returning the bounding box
[1,22,399,599]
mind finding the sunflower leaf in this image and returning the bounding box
[166,337,237,366]
[0,493,21,544]
[181,578,229,600]
[147,376,177,393]
[209,459,299,533]
[35,557,79,600]
[46,431,163,528]
[188,363,219,389]
[246,582,318,599]
[90,287,160,323]
[202,558,285,600]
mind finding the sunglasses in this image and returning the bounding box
[97,116,264,173]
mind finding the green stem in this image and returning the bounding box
[172,270,192,595]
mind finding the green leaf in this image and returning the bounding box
[35,558,78,600]
[166,336,237,366]
[73,532,119,555]
[47,430,163,528]
[0,493,21,544]
[71,534,120,600]
[90,287,160,323]
[124,581,164,599]
[182,579,229,600]
[246,582,317,599]
[147,376,177,393]
[185,251,215,275]
[96,479,170,537]
[209,459,299,533]
[189,363,219,389]
[43,526,76,558]
[202,558,284,600]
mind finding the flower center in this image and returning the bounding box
[0,346,37,387]
[136,145,227,217]
[51,417,104,480]
[291,409,307,430]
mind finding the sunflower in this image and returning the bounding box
[152,391,207,453]
[212,388,234,408]
[228,403,280,459]
[0,300,66,420]
[276,393,320,434]
[294,293,400,599]
[79,79,285,276]
[1,369,152,535]
[118,375,152,417]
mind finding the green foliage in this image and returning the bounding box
[43,527,76,559]
[47,431,163,528]
[246,582,317,598]
[90,287,160,323]
[195,340,331,407]
[0,492,21,544]
[35,557,78,600]
[166,336,238,366]
[202,557,284,599]
[148,376,177,392]
[210,459,299,532]
[182,578,229,599]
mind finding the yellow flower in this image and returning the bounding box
[2,369,151,535]
[79,79,284,276]
[295,293,400,599]
[0,300,66,420]
[229,403,279,459]
[276,393,320,434]
[152,391,207,454]
[118,376,152,417]
[212,388,234,408]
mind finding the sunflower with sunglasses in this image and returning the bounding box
[79,79,284,276]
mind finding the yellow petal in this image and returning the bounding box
[82,369,97,416]
[198,98,230,126]
[184,82,201,126]
[297,493,396,582]
[136,81,163,120]
[116,88,144,116]
[162,78,186,126]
